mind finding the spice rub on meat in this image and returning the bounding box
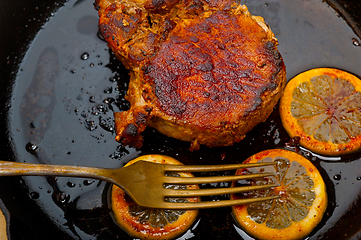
[95,0,286,151]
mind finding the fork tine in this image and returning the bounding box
[157,196,278,209]
[164,183,278,197]
[162,162,276,172]
[164,172,274,185]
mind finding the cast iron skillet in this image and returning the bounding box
[0,0,361,239]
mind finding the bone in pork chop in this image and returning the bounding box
[95,0,286,151]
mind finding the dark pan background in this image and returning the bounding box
[0,0,361,239]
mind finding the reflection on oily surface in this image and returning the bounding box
[21,47,58,154]
[1,0,361,239]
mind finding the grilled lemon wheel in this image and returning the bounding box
[111,154,199,240]
[231,149,327,240]
[279,68,361,156]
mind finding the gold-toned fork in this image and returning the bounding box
[0,160,278,209]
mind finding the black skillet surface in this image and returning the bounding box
[1,0,361,239]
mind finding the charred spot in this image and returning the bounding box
[195,50,213,62]
[232,84,244,93]
[265,40,282,61]
[267,83,278,91]
[170,104,186,116]
[258,62,267,68]
[211,95,219,101]
[147,15,153,28]
[170,36,187,44]
[246,97,263,113]
[144,0,180,13]
[239,70,250,78]
[196,62,214,72]
[205,0,241,9]
[144,32,157,47]
[185,0,204,15]
[142,64,152,74]
[269,59,285,83]
[99,25,110,39]
[135,112,148,125]
[227,61,239,69]
[217,42,226,50]
[159,19,177,41]
[273,50,281,60]
[265,41,276,51]
[206,12,225,25]
[199,21,212,33]
[142,90,152,101]
[163,18,176,32]
[201,72,218,83]
[123,124,138,137]
[189,36,199,43]
[144,107,153,113]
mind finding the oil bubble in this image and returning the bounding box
[89,96,96,103]
[85,119,97,131]
[81,112,88,118]
[83,179,96,186]
[97,31,105,41]
[99,117,114,132]
[103,87,113,94]
[26,142,38,154]
[333,174,341,181]
[352,38,360,47]
[30,192,40,199]
[80,52,89,60]
[53,191,70,205]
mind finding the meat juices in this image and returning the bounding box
[95,0,286,150]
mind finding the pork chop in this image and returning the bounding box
[95,0,286,150]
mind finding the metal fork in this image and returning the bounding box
[0,160,278,209]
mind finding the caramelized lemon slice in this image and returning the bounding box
[231,149,327,240]
[280,68,361,155]
[111,154,199,240]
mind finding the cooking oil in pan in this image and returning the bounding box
[4,0,361,239]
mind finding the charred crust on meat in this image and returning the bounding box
[124,123,138,137]
[184,1,204,15]
[135,113,148,125]
[99,0,287,150]
[143,10,285,123]
[160,19,177,40]
[118,129,144,148]
[144,107,153,113]
[144,0,180,13]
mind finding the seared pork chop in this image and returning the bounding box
[95,0,286,150]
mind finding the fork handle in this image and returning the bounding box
[0,160,111,181]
